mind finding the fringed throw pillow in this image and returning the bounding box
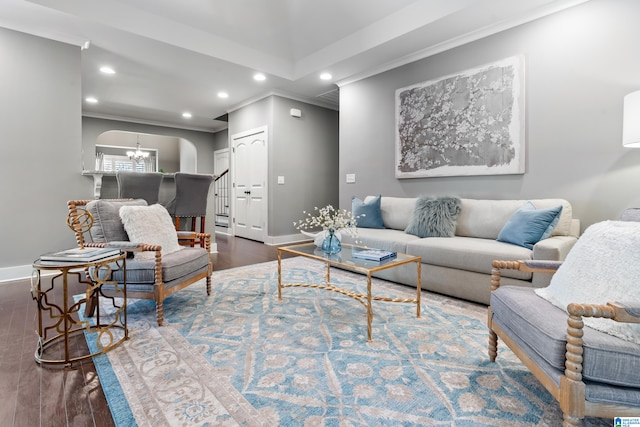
[119,204,183,260]
[405,196,461,238]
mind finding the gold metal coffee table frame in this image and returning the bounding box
[277,243,421,341]
[31,253,128,367]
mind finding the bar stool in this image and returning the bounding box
[115,171,163,204]
[165,172,213,246]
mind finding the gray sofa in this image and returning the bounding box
[341,196,580,305]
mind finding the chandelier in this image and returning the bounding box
[127,136,149,163]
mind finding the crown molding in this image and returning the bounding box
[336,0,590,88]
[226,90,339,115]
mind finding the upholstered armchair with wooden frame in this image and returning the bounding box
[488,221,640,426]
[68,198,212,326]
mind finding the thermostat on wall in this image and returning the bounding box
[290,108,302,118]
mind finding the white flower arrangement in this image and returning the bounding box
[293,205,360,239]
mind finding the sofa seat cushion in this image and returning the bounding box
[406,237,533,280]
[344,228,420,253]
[491,286,640,388]
[112,247,210,284]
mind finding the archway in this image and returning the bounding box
[94,130,197,173]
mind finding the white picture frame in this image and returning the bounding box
[395,55,525,178]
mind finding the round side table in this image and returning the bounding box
[31,253,128,367]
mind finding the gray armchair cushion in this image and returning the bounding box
[112,247,210,284]
[86,199,147,242]
[491,286,640,388]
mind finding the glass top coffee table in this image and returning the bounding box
[277,243,421,341]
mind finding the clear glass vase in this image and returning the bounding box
[321,231,342,254]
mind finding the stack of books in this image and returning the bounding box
[40,247,121,263]
[352,248,397,262]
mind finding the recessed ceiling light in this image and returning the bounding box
[217,92,229,99]
[182,112,192,118]
[253,73,266,81]
[100,66,115,75]
[320,73,332,81]
[85,96,98,104]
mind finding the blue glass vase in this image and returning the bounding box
[321,231,342,254]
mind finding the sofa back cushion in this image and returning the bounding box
[528,199,573,237]
[365,196,416,231]
[456,198,573,239]
[364,196,574,238]
[86,199,148,242]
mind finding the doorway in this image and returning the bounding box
[231,127,268,242]
[213,148,230,230]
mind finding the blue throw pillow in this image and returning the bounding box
[497,203,563,249]
[352,195,384,229]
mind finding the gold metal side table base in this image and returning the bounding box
[32,254,128,367]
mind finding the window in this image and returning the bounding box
[102,154,151,172]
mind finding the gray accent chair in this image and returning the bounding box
[116,171,163,205]
[68,198,212,326]
[165,172,213,247]
[488,210,640,426]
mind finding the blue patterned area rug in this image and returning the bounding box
[87,256,610,426]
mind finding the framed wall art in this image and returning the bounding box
[395,55,525,178]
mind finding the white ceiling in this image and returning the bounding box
[0,0,589,132]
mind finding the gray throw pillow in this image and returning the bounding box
[405,196,461,238]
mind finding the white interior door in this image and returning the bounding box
[232,127,267,241]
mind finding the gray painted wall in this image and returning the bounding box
[339,0,640,232]
[212,129,229,152]
[0,28,83,270]
[228,95,339,240]
[271,96,339,236]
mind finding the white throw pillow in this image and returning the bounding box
[535,220,640,343]
[119,204,183,260]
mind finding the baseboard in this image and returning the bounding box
[0,264,39,283]
[215,227,231,236]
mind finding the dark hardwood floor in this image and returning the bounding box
[0,234,286,427]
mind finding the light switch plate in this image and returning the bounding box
[346,173,356,183]
[277,176,285,185]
